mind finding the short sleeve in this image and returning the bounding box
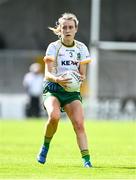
[43,43,56,62]
[80,44,91,64]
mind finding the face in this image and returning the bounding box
[60,19,78,45]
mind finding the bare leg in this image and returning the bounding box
[37,96,61,164]
[64,100,88,151]
[64,100,92,167]
[44,96,61,138]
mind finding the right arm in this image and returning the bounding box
[44,58,71,88]
[44,43,71,88]
[44,57,57,83]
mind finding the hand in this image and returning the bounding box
[55,75,72,88]
[80,74,86,82]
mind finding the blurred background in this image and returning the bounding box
[0,0,136,120]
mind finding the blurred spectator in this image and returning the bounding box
[120,96,136,113]
[23,63,43,118]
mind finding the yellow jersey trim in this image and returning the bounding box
[43,56,55,63]
[80,59,92,65]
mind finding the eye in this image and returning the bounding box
[69,26,74,29]
[62,26,67,30]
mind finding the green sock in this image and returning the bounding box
[81,149,90,162]
[43,136,52,149]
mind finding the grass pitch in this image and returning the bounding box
[0,119,136,179]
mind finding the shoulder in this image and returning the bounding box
[23,72,33,82]
[24,72,31,78]
[45,40,62,60]
[75,40,88,49]
[74,40,89,55]
[48,40,62,49]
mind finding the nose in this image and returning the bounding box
[66,27,70,32]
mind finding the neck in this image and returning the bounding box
[61,39,75,47]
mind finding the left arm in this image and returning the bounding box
[79,43,91,81]
[79,63,87,81]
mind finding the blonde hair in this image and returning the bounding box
[49,13,79,36]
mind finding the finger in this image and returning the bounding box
[63,78,72,81]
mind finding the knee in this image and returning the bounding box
[74,121,85,133]
[48,111,60,124]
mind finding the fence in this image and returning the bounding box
[0,49,136,119]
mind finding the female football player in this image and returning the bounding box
[37,13,92,167]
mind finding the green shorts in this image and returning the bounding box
[42,81,82,109]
